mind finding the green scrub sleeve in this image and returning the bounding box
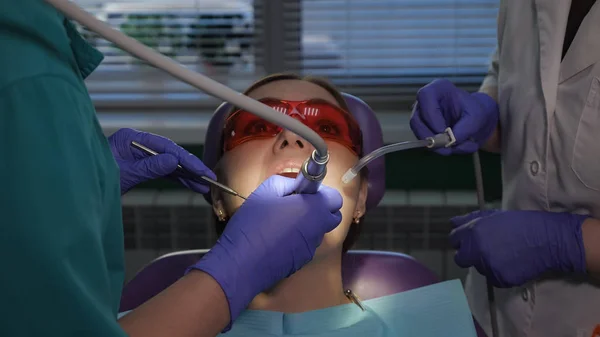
[0,75,127,337]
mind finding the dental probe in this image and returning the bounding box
[130,141,247,200]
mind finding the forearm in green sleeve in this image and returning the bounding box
[0,78,129,337]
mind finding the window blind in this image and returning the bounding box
[74,0,261,111]
[294,0,499,112]
[74,0,498,114]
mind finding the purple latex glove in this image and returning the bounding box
[410,79,499,155]
[450,209,589,288]
[108,128,216,195]
[189,175,343,330]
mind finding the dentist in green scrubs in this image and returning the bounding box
[0,2,344,337]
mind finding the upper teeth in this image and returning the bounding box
[279,167,300,174]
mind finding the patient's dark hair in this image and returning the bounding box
[212,73,367,253]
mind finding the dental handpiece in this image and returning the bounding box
[294,150,329,195]
[45,0,330,187]
[130,141,246,200]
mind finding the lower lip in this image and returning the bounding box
[277,172,299,179]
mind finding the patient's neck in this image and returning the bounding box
[248,252,350,313]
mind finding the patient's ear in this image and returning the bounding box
[354,179,368,218]
[211,188,228,221]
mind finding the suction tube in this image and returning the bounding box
[342,128,456,184]
[45,0,328,194]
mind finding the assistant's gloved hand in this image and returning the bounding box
[410,79,499,155]
[108,128,216,195]
[189,175,343,330]
[450,209,589,288]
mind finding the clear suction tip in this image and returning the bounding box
[341,169,358,184]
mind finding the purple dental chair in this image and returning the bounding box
[119,92,487,336]
[119,249,441,312]
[120,249,444,312]
[119,249,486,337]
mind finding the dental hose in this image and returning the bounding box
[472,151,500,337]
[342,140,428,183]
[342,128,456,184]
[45,0,328,195]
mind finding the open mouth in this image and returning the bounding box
[276,167,300,179]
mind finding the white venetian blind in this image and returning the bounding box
[288,0,500,112]
[75,0,261,111]
[75,0,498,113]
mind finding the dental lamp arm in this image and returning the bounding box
[45,0,329,176]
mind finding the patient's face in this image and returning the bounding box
[212,79,367,257]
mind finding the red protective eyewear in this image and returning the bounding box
[223,98,362,155]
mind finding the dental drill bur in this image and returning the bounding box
[130,141,246,200]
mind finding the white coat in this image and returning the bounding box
[467,1,600,336]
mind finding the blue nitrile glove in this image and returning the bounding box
[410,79,499,155]
[449,209,589,288]
[108,128,216,195]
[189,175,343,330]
